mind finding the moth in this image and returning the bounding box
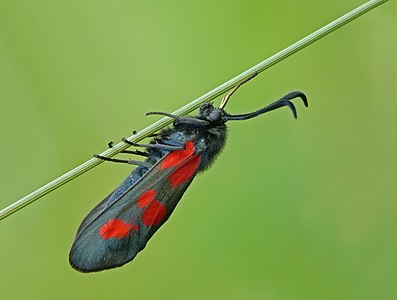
[69,76,308,272]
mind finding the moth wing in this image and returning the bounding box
[70,142,201,272]
[74,173,139,236]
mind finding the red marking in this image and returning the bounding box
[99,219,135,239]
[169,154,201,187]
[142,200,167,226]
[160,141,195,169]
[137,189,156,208]
[132,224,139,231]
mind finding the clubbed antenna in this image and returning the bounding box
[225,91,308,121]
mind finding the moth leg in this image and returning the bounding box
[107,140,149,157]
[219,72,258,109]
[121,150,150,157]
[122,137,185,151]
[161,139,186,148]
[146,111,210,126]
[93,154,152,168]
[131,128,160,137]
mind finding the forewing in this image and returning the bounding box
[69,141,201,272]
[74,171,140,235]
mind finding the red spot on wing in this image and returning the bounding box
[99,219,137,239]
[137,189,156,208]
[142,200,167,226]
[160,141,195,169]
[169,154,201,187]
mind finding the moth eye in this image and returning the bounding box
[209,110,221,122]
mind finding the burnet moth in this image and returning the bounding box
[69,74,308,272]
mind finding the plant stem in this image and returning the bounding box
[0,0,389,221]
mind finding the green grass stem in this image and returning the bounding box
[0,0,389,221]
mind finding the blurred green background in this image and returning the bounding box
[1,0,396,299]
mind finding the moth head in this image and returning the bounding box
[199,102,227,125]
